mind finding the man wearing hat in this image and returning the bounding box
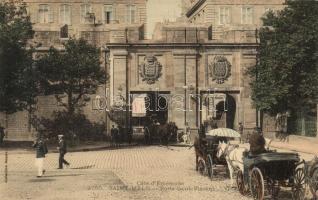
[243,127,266,183]
[57,135,70,169]
[249,127,266,155]
[33,134,48,177]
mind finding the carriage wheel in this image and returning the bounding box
[309,168,318,199]
[207,154,214,180]
[250,167,265,200]
[198,158,206,176]
[292,168,305,200]
[236,170,248,195]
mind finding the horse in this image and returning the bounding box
[216,141,247,186]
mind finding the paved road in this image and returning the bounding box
[0,145,314,200]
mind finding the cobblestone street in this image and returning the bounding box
[0,146,252,200]
[0,146,315,200]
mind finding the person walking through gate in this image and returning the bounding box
[238,122,244,144]
[33,135,48,177]
[57,135,70,169]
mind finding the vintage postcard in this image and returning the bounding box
[0,0,317,199]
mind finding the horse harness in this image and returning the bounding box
[219,144,243,170]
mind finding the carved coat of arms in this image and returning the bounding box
[209,56,231,84]
[139,55,162,84]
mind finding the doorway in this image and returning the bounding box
[130,91,169,127]
[200,92,236,129]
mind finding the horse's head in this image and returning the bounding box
[216,141,228,158]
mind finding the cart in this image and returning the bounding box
[194,128,241,179]
[236,151,304,200]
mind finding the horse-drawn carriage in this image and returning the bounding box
[194,128,241,179]
[235,151,304,200]
[144,122,178,145]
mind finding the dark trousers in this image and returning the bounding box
[243,156,253,184]
[59,153,69,168]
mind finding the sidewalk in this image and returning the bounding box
[269,135,318,155]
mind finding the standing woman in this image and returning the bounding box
[33,135,48,177]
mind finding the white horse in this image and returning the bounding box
[216,141,247,186]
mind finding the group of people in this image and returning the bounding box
[110,125,133,146]
[32,134,70,178]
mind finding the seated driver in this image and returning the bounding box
[249,127,266,155]
[243,127,266,183]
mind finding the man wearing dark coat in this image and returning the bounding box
[33,136,48,177]
[111,125,119,147]
[57,135,70,169]
[249,127,266,155]
[243,127,266,183]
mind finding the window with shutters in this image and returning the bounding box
[60,4,71,25]
[38,4,52,23]
[219,7,230,25]
[103,5,113,24]
[126,5,136,24]
[242,6,253,24]
[80,4,92,24]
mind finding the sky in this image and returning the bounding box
[146,0,182,39]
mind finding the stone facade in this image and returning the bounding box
[25,0,147,47]
[1,0,147,141]
[2,0,294,141]
[185,0,285,40]
[107,24,258,133]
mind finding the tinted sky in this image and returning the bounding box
[146,0,182,39]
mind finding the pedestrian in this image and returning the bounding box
[238,122,244,143]
[127,127,133,144]
[32,135,48,177]
[185,122,191,144]
[0,124,5,145]
[57,135,70,169]
[110,125,118,147]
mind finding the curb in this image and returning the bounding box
[1,143,192,153]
